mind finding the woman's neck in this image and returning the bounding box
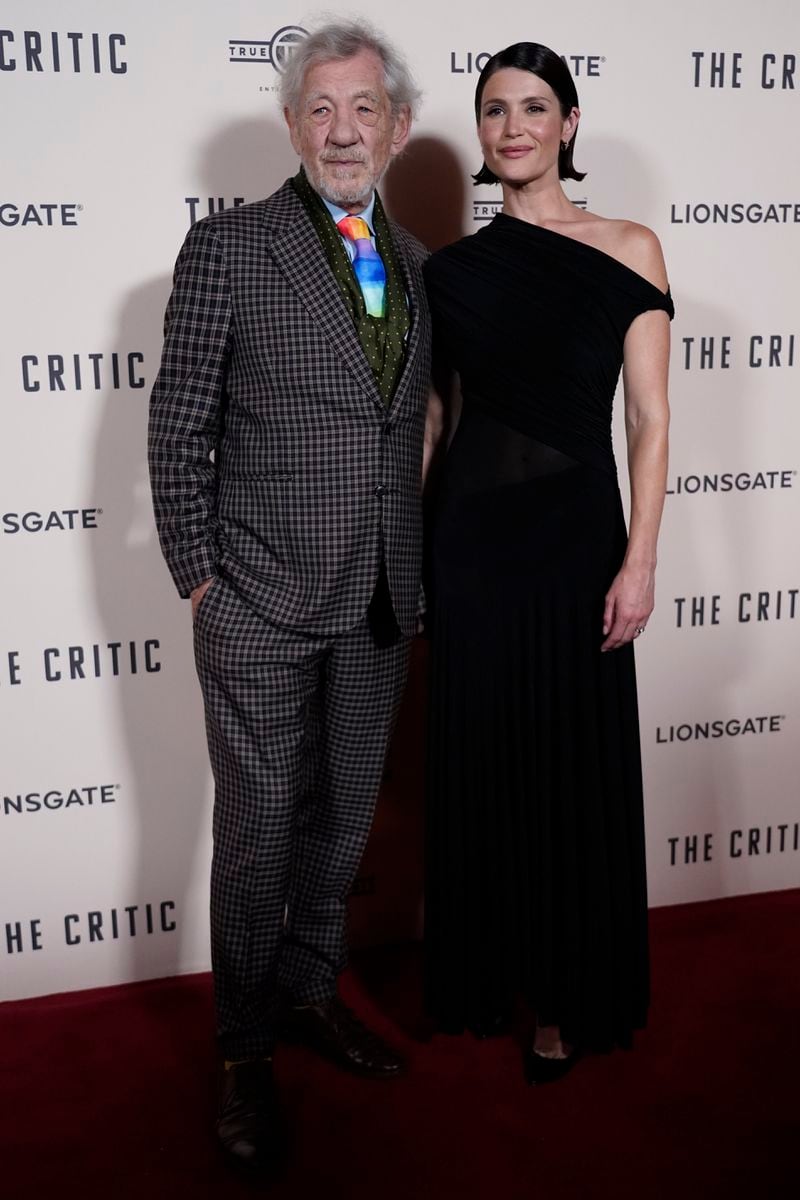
[500,177,579,227]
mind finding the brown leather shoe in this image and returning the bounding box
[216,1058,284,1175]
[282,995,405,1078]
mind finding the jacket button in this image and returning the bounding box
[374,484,387,498]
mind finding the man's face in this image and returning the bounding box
[285,49,410,210]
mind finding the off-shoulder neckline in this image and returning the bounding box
[492,211,671,300]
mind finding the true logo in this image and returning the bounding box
[228,25,308,71]
[473,195,588,222]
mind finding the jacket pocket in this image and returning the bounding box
[224,470,294,482]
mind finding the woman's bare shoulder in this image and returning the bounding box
[584,215,668,291]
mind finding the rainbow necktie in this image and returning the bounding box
[336,216,386,319]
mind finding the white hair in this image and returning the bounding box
[279,18,421,118]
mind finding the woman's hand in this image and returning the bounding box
[601,561,655,652]
[602,226,670,655]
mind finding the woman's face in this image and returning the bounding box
[477,68,578,186]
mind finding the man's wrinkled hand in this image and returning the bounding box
[191,577,215,619]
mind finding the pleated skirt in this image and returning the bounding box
[425,456,649,1050]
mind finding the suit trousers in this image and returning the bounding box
[193,573,411,1060]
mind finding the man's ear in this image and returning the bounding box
[389,105,411,158]
[284,105,301,156]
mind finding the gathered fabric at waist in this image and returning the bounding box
[439,401,619,506]
[454,390,618,480]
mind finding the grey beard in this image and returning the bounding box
[304,157,386,207]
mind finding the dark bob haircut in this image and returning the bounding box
[473,42,586,185]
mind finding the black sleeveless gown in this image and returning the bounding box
[423,213,674,1050]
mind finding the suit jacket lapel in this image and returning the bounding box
[389,228,427,415]
[269,206,384,407]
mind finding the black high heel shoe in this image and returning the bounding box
[523,1045,581,1086]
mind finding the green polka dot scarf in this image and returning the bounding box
[292,169,410,405]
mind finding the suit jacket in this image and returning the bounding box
[148,180,431,637]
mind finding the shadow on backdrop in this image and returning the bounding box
[89,271,210,994]
[382,135,466,251]
[194,114,298,205]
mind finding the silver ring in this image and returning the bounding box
[634,626,646,636]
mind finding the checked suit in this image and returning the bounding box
[148,180,431,1059]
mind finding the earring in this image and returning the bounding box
[561,141,570,152]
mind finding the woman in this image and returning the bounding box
[423,42,672,1083]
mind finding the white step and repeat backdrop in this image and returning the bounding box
[2,1,798,1002]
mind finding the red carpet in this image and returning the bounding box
[1,890,798,1200]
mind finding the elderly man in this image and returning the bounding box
[148,21,430,1171]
